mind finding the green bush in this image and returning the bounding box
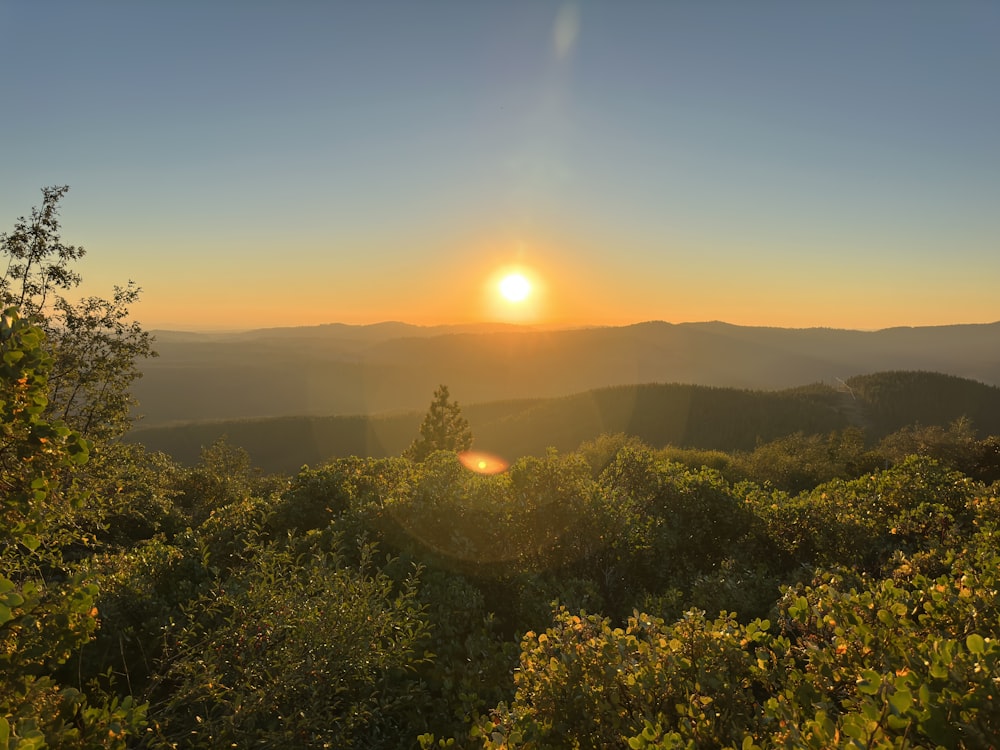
[146,536,431,748]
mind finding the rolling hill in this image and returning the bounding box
[131,320,1000,427]
[126,371,1000,475]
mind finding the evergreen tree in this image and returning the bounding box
[404,384,472,462]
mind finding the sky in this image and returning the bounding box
[2,1,999,332]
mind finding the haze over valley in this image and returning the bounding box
[134,319,1000,426]
[128,319,1000,473]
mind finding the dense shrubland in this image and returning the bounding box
[11,416,1000,747]
[3,190,999,747]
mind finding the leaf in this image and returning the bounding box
[929,660,949,680]
[889,688,912,714]
[21,534,41,552]
[966,633,985,654]
[856,669,881,695]
[17,730,46,750]
[841,715,866,740]
[0,591,24,609]
[886,714,910,730]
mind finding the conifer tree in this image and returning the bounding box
[404,384,473,462]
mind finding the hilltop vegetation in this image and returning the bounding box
[37,428,1000,748]
[4,189,1000,748]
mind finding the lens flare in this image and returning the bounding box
[458,450,510,475]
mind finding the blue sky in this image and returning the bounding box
[2,1,998,330]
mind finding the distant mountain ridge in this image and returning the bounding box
[132,320,1000,427]
[127,371,1000,474]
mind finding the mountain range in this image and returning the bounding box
[132,320,1000,427]
[126,320,1000,473]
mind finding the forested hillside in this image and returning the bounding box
[128,371,1000,475]
[132,320,1000,425]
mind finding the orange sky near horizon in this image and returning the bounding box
[92,218,996,333]
[116,233,999,333]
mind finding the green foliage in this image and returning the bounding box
[0,187,84,313]
[731,428,878,494]
[40,419,1000,747]
[0,187,155,441]
[76,442,184,550]
[659,445,734,475]
[146,537,432,748]
[879,416,977,467]
[0,308,146,746]
[81,532,218,696]
[755,456,979,575]
[478,607,776,749]
[578,432,650,478]
[477,536,1000,749]
[767,547,1000,748]
[374,448,618,618]
[597,445,756,604]
[405,385,473,462]
[875,417,1000,482]
[267,455,412,538]
[414,571,520,744]
[174,437,281,525]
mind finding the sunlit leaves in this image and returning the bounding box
[150,538,432,748]
[0,308,143,746]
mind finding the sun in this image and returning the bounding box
[499,273,531,303]
[484,264,545,323]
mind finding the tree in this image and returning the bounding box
[0,308,145,746]
[404,384,473,462]
[174,437,267,525]
[0,186,155,441]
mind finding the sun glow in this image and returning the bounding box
[483,263,547,324]
[499,273,531,302]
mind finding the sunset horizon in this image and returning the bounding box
[4,2,998,336]
[144,313,1000,337]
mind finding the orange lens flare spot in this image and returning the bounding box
[458,450,510,475]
